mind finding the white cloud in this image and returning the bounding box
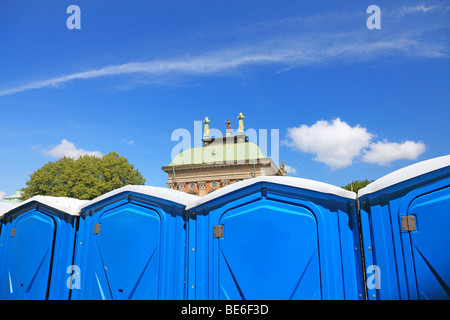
[362,140,426,165]
[0,191,5,201]
[284,164,297,175]
[43,139,103,159]
[126,140,135,146]
[285,118,373,169]
[284,118,427,169]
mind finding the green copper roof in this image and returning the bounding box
[2,190,23,204]
[168,141,268,166]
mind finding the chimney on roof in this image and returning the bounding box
[225,119,232,137]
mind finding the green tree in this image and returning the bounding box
[21,151,146,200]
[342,179,373,193]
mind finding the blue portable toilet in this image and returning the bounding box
[71,185,198,300]
[185,176,364,300]
[0,196,87,300]
[358,155,450,300]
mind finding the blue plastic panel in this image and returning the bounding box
[0,205,77,300]
[407,186,450,299]
[360,168,450,300]
[217,200,320,299]
[0,210,55,300]
[189,182,364,300]
[96,204,161,299]
[72,194,187,300]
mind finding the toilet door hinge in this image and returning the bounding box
[214,225,223,238]
[401,216,416,232]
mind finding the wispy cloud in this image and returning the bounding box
[0,6,448,97]
[1,38,444,97]
[0,52,284,96]
[398,4,440,16]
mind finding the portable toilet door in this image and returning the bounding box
[358,155,450,300]
[185,176,364,300]
[0,196,87,300]
[71,186,198,300]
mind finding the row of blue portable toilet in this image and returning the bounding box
[0,187,196,300]
[0,178,363,300]
[0,154,448,300]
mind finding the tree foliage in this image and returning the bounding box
[342,179,373,193]
[21,151,146,200]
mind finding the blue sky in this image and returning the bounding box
[1,0,449,198]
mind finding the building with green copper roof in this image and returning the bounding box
[162,114,285,196]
